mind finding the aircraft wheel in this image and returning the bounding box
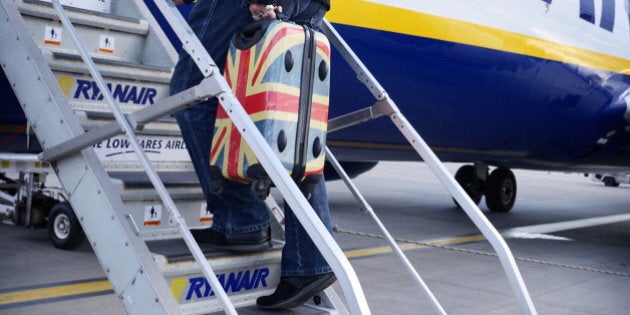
[47,202,85,250]
[485,168,516,213]
[252,178,272,199]
[603,176,620,187]
[454,165,484,206]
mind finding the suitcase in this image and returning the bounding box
[209,20,331,197]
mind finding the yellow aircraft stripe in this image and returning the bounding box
[0,234,485,307]
[0,280,112,306]
[327,0,630,74]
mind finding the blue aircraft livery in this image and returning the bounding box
[7,0,630,214]
[170,267,270,302]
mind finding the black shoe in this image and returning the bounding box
[191,228,271,252]
[256,272,337,310]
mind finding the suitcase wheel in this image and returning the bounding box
[252,178,272,199]
[299,174,323,199]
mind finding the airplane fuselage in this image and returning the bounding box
[3,0,630,173]
[325,0,630,171]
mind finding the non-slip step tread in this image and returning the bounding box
[22,0,141,25]
[109,171,200,187]
[53,51,172,73]
[209,305,330,315]
[147,238,282,264]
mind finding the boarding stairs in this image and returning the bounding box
[0,0,358,313]
[0,0,537,314]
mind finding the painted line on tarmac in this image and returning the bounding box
[503,213,630,238]
[0,279,113,310]
[3,213,627,309]
[0,234,485,309]
[344,234,486,259]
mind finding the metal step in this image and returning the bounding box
[18,0,182,173]
[20,0,145,32]
[51,51,172,79]
[55,68,171,112]
[17,0,175,114]
[111,173,208,240]
[150,240,283,314]
[1,1,197,313]
[56,68,172,121]
[3,0,358,313]
[17,0,151,64]
[148,240,337,315]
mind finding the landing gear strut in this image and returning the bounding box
[453,164,517,213]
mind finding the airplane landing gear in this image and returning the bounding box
[47,202,85,250]
[485,168,516,213]
[454,165,485,205]
[453,164,517,213]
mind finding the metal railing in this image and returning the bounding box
[321,19,537,315]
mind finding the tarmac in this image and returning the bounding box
[1,161,629,314]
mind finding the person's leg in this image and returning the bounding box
[171,0,271,236]
[277,0,333,275]
[268,0,332,273]
[174,103,271,234]
[281,176,333,275]
[257,1,336,309]
[257,176,336,309]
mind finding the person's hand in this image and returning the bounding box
[249,4,282,20]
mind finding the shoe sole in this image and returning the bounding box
[257,273,337,310]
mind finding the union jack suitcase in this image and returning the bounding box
[209,20,330,197]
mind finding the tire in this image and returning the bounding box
[252,178,272,199]
[485,168,516,213]
[603,176,620,187]
[454,165,484,206]
[47,202,85,250]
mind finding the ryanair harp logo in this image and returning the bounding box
[58,76,158,106]
[171,267,270,302]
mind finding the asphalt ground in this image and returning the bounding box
[1,161,629,314]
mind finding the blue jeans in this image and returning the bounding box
[170,0,331,276]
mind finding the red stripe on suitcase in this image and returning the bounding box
[212,22,330,183]
[243,92,299,114]
[216,93,327,124]
[227,48,252,180]
[210,126,227,161]
[316,39,330,58]
[252,27,302,86]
